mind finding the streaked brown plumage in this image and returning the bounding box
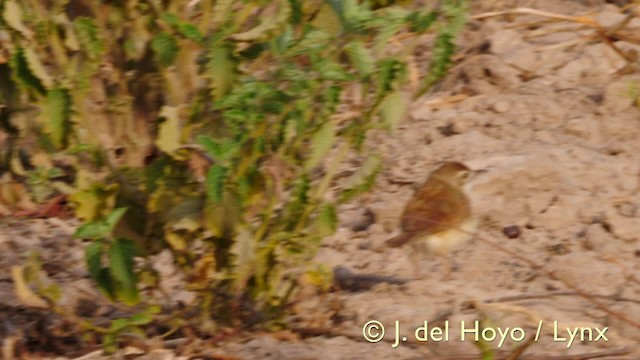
[386,161,476,278]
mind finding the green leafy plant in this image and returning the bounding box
[74,208,141,305]
[1,0,467,347]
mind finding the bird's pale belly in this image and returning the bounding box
[410,218,478,256]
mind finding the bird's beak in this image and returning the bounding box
[469,168,488,181]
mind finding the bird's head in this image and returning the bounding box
[430,161,471,187]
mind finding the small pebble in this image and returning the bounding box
[349,207,376,232]
[502,224,521,239]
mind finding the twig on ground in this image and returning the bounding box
[471,7,639,62]
[473,231,640,329]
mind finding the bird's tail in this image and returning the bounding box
[385,233,412,247]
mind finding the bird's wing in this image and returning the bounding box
[400,178,471,237]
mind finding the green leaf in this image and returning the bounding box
[442,0,468,34]
[40,88,71,149]
[286,29,331,56]
[104,208,128,232]
[337,0,372,33]
[74,17,103,59]
[197,135,240,162]
[102,332,117,354]
[109,238,139,306]
[372,7,407,55]
[196,135,220,157]
[311,4,343,36]
[206,165,228,203]
[85,240,104,282]
[289,0,303,24]
[207,40,237,100]
[40,283,61,303]
[407,10,438,33]
[204,188,241,238]
[96,267,116,300]
[231,0,291,41]
[322,85,342,113]
[415,1,466,98]
[177,23,203,43]
[345,41,374,77]
[376,59,406,98]
[151,32,179,67]
[161,12,180,26]
[74,222,106,239]
[23,46,53,90]
[378,90,408,131]
[304,120,336,170]
[128,312,154,325]
[69,182,119,222]
[417,30,454,96]
[9,47,45,94]
[319,63,351,81]
[161,11,203,43]
[339,156,381,202]
[74,207,127,239]
[315,203,337,236]
[146,304,162,314]
[283,174,310,229]
[109,318,130,332]
[145,156,170,194]
[70,190,100,222]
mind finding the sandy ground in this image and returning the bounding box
[245,1,640,358]
[2,1,640,359]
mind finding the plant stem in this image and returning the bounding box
[294,141,349,232]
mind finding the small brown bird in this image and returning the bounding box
[386,161,476,279]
